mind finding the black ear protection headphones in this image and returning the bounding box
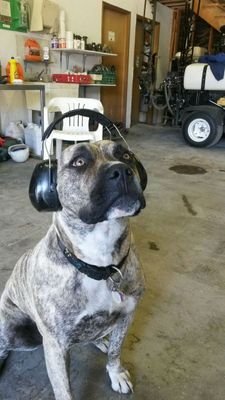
[29,109,148,212]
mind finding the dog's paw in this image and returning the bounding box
[106,365,133,394]
[93,337,109,354]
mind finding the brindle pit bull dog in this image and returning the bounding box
[0,140,147,400]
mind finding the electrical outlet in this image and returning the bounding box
[108,31,115,42]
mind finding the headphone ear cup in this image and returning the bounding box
[29,160,62,212]
[133,155,148,191]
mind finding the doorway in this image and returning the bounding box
[101,3,130,124]
[131,16,160,125]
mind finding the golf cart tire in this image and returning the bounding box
[182,111,223,148]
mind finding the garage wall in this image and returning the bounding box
[0,0,172,129]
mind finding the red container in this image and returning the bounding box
[52,74,92,84]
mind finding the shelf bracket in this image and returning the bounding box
[66,53,70,70]
[83,54,87,72]
[60,51,63,70]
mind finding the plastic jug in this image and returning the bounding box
[4,121,25,141]
[6,58,24,83]
[24,123,42,156]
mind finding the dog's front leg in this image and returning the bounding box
[43,335,73,400]
[106,313,134,394]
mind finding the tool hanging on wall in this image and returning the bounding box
[138,0,157,108]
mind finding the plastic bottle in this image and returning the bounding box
[59,38,66,48]
[43,46,50,61]
[80,37,85,50]
[6,58,23,83]
[8,57,18,83]
[51,34,59,49]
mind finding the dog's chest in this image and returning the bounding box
[82,276,136,315]
[44,220,139,343]
[61,278,136,344]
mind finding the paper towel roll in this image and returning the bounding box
[59,9,66,38]
[59,29,66,39]
[60,9,65,21]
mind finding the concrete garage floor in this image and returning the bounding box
[0,124,225,400]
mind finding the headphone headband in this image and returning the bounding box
[43,109,114,141]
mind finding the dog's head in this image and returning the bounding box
[57,140,147,224]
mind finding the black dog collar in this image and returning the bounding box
[57,236,129,281]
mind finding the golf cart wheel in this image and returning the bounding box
[182,111,223,148]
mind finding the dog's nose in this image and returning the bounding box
[108,163,133,181]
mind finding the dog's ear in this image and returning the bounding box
[133,154,148,191]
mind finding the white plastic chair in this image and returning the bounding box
[43,97,104,160]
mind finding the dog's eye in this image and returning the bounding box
[123,152,131,160]
[73,158,86,167]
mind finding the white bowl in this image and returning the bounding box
[8,144,29,163]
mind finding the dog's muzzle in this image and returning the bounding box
[79,162,146,224]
